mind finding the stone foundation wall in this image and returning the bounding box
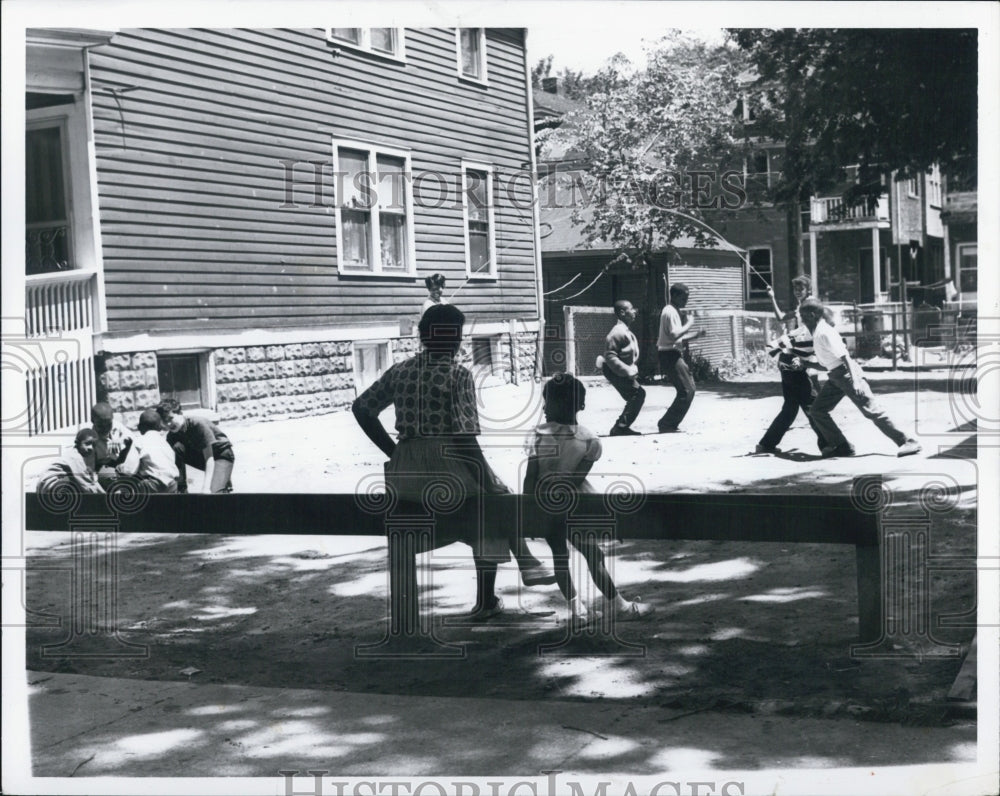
[95,329,540,429]
[512,331,539,383]
[213,342,354,423]
[96,351,160,429]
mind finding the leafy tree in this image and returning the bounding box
[729,28,978,272]
[547,34,746,372]
[531,55,554,88]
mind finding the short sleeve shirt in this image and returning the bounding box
[168,416,234,461]
[811,319,850,370]
[524,422,602,492]
[657,304,683,350]
[355,353,480,440]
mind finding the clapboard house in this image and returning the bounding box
[24,27,541,433]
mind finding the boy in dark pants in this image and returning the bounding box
[156,399,235,493]
[800,298,921,458]
[757,276,827,453]
[599,300,645,436]
[656,283,697,432]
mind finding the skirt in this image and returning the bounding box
[385,437,510,562]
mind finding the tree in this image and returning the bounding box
[549,35,746,373]
[730,29,978,199]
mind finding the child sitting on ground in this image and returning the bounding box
[36,428,104,495]
[523,374,653,624]
[116,408,181,493]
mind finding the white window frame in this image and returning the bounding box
[455,28,488,84]
[743,150,771,190]
[956,242,977,296]
[326,28,406,62]
[927,164,942,208]
[26,101,99,278]
[461,160,497,280]
[157,350,212,410]
[746,246,773,298]
[333,139,417,277]
[353,340,391,395]
[906,175,920,198]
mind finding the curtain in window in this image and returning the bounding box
[378,155,408,270]
[370,28,396,53]
[460,29,481,78]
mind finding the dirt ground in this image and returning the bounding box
[23,371,979,769]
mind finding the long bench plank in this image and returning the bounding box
[23,487,883,644]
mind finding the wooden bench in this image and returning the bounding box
[23,477,886,649]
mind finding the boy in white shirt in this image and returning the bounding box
[799,298,921,458]
[117,408,181,492]
[656,283,698,432]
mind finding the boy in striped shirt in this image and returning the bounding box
[757,276,827,453]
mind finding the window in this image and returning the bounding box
[734,93,757,122]
[26,123,71,275]
[158,354,205,409]
[906,175,920,198]
[471,336,503,377]
[927,166,942,207]
[462,162,496,279]
[354,342,390,394]
[743,151,771,193]
[334,141,416,275]
[747,248,773,296]
[456,28,487,82]
[26,97,99,279]
[957,243,977,294]
[327,28,405,60]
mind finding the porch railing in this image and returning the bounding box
[25,270,95,338]
[810,195,889,224]
[22,271,97,436]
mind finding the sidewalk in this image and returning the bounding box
[27,670,976,778]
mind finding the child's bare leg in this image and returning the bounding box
[544,531,575,603]
[574,534,631,612]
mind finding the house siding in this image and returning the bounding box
[88,28,538,332]
[66,27,542,424]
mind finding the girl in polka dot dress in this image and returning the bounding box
[353,303,552,619]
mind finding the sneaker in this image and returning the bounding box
[755,444,778,454]
[609,425,641,436]
[821,444,855,458]
[569,608,602,629]
[521,563,557,587]
[467,597,503,621]
[657,425,680,434]
[617,600,654,622]
[897,439,922,457]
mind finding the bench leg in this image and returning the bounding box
[854,542,883,646]
[355,524,464,659]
